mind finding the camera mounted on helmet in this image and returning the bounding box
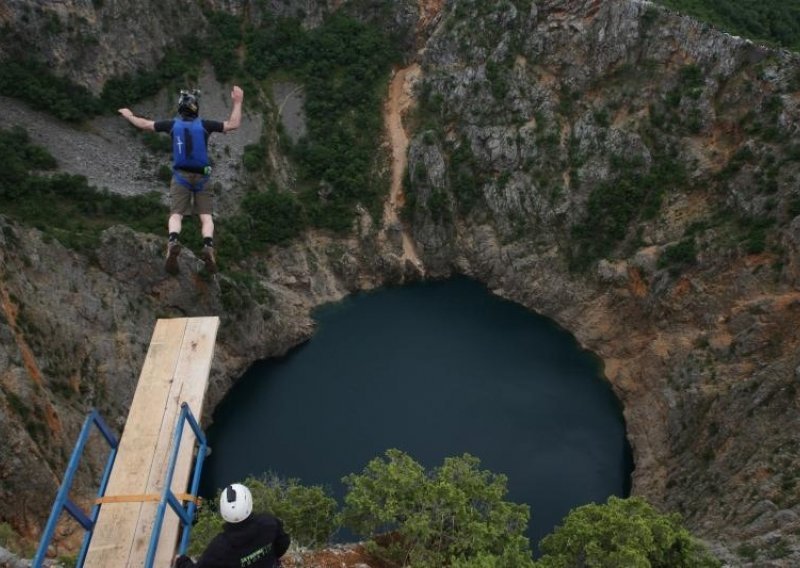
[219,483,253,523]
[177,89,201,119]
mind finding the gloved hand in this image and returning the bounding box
[174,554,194,568]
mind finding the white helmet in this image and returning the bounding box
[219,483,253,523]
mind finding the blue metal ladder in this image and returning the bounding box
[33,403,208,567]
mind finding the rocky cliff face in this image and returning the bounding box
[1,0,799,565]
[403,0,800,564]
[0,0,419,92]
[0,213,400,544]
[0,0,211,93]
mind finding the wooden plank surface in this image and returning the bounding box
[84,317,219,567]
[134,317,220,567]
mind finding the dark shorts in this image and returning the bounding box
[169,171,214,216]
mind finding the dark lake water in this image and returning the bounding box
[201,277,633,550]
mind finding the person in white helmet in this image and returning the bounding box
[175,483,290,568]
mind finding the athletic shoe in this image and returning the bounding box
[165,240,181,275]
[201,245,218,273]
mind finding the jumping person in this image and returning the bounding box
[118,85,244,274]
[175,483,291,568]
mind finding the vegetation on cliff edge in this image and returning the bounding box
[656,0,800,51]
[188,450,718,567]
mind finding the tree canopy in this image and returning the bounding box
[187,453,721,567]
[341,450,535,567]
[536,496,721,568]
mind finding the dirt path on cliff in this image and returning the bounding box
[418,0,445,30]
[382,63,424,273]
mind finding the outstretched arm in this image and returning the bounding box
[223,86,244,133]
[118,108,156,131]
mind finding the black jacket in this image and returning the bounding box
[176,514,290,568]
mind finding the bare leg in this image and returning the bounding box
[169,213,183,235]
[165,213,184,275]
[199,214,214,239]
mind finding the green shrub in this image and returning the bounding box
[0,522,15,547]
[187,504,226,557]
[202,11,243,82]
[239,188,306,246]
[486,59,510,100]
[0,59,102,122]
[593,108,611,127]
[427,189,451,222]
[736,542,759,561]
[242,139,267,173]
[449,138,483,213]
[156,164,172,184]
[341,449,534,568]
[243,16,307,80]
[56,555,78,568]
[247,474,339,548]
[141,131,171,154]
[536,496,720,567]
[658,237,697,271]
[0,36,204,123]
[738,215,774,254]
[0,522,26,557]
[100,43,201,111]
[789,197,800,217]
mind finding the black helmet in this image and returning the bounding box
[177,89,200,118]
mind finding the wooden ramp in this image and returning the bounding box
[83,317,220,568]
